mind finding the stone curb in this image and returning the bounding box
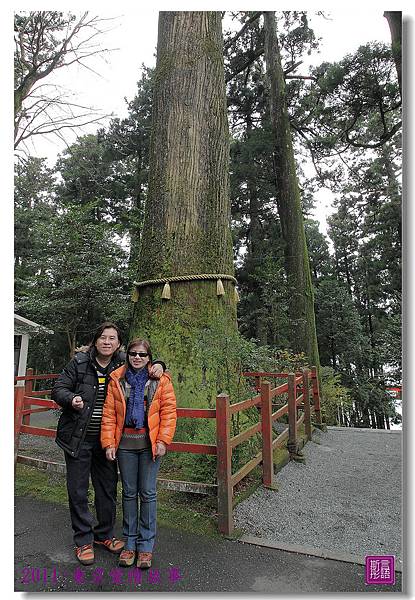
[238,535,403,573]
[327,427,401,434]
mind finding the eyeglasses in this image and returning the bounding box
[128,351,149,358]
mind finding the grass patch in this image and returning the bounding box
[157,488,219,538]
[15,464,68,505]
[157,502,219,538]
[14,464,219,538]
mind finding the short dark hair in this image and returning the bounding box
[92,321,123,347]
[126,338,153,367]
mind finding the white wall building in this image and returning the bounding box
[14,314,53,385]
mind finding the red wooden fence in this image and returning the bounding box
[14,366,322,535]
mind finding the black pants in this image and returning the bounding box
[64,437,118,547]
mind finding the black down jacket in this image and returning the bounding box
[52,349,166,458]
[52,348,126,458]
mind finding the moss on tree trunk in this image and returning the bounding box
[131,12,240,418]
[384,11,402,98]
[264,11,320,371]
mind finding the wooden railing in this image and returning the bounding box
[14,366,322,535]
[216,367,321,533]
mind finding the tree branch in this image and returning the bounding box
[344,121,402,148]
[14,11,117,149]
[225,47,264,83]
[223,12,262,51]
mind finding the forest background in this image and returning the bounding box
[10,9,403,443]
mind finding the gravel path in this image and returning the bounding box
[234,427,402,567]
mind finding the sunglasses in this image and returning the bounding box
[128,351,149,358]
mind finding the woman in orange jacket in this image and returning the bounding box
[101,338,176,569]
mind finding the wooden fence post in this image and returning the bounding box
[14,385,25,465]
[311,366,322,425]
[22,367,34,426]
[260,381,276,489]
[287,373,298,457]
[302,369,312,441]
[216,393,233,536]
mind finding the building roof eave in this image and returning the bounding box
[14,313,54,336]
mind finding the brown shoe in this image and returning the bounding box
[75,543,94,565]
[119,549,136,567]
[137,552,152,569]
[94,537,125,554]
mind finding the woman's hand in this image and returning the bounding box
[155,441,167,457]
[72,395,84,410]
[106,447,117,461]
[148,363,163,379]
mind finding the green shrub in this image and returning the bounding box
[320,366,352,425]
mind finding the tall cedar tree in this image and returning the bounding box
[384,11,402,98]
[131,12,239,409]
[263,12,320,370]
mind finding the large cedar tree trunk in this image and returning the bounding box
[263,12,320,370]
[384,11,402,98]
[131,12,238,409]
[246,114,267,345]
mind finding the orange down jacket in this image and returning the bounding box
[100,364,177,458]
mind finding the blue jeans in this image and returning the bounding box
[117,448,161,552]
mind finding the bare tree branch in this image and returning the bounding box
[14,11,117,150]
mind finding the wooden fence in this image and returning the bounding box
[14,366,322,535]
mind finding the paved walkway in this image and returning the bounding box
[14,495,402,592]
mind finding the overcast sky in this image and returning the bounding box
[15,9,397,236]
[29,10,393,158]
